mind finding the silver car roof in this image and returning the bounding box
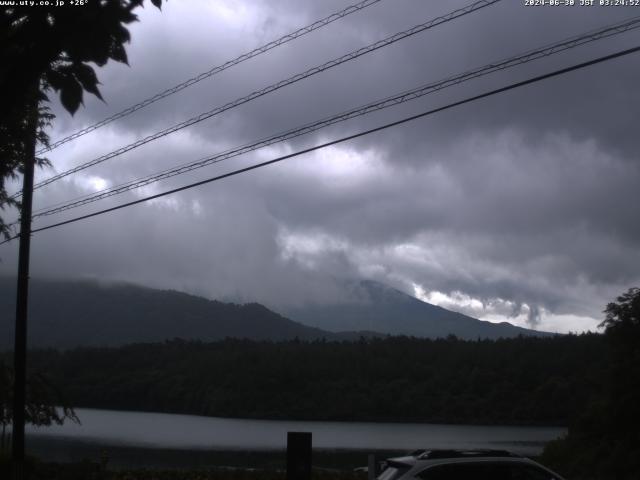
[383,453,564,480]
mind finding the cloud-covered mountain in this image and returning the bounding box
[0,277,549,350]
[279,280,552,340]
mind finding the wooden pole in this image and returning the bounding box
[11,88,38,480]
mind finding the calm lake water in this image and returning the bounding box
[26,408,566,456]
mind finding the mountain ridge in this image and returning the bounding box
[279,279,552,339]
[0,276,342,348]
[0,276,550,349]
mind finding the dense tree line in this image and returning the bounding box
[541,288,640,480]
[14,334,605,426]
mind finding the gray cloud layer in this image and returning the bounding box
[2,0,639,332]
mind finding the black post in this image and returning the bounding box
[368,453,376,480]
[286,432,312,480]
[11,92,38,480]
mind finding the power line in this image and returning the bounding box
[27,15,640,220]
[35,0,386,156]
[2,44,637,246]
[15,0,500,198]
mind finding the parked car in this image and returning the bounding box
[376,449,565,480]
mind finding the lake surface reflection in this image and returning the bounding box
[27,408,566,455]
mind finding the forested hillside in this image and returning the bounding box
[21,334,605,426]
[0,277,339,348]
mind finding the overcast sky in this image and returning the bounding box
[2,0,640,333]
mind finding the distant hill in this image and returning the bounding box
[279,280,552,340]
[0,277,550,349]
[0,277,342,349]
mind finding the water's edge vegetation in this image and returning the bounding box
[10,334,603,426]
[3,287,639,480]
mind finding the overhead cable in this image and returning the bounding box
[28,15,640,219]
[36,0,386,155]
[15,0,500,198]
[1,43,637,246]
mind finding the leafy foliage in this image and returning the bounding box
[541,287,640,480]
[600,287,640,332]
[0,94,52,239]
[0,0,163,238]
[0,360,78,450]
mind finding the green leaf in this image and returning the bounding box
[113,23,131,46]
[46,68,66,92]
[91,43,110,67]
[59,76,83,115]
[72,62,104,101]
[110,42,128,65]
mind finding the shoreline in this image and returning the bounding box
[26,436,404,470]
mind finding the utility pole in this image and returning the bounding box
[11,88,38,480]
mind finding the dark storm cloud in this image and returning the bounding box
[3,0,640,331]
[254,129,640,316]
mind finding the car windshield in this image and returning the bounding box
[378,466,411,480]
